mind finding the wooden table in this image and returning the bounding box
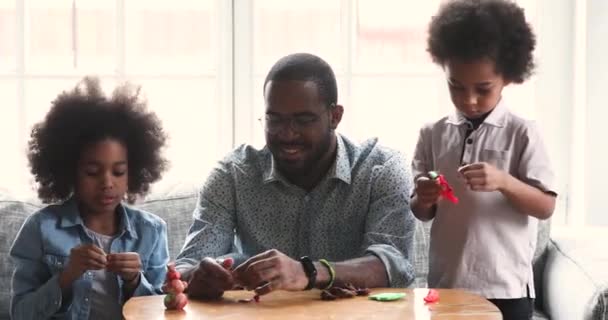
[123,288,502,319]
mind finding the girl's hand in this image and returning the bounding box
[59,244,107,288]
[106,252,142,284]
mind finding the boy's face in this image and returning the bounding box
[444,58,510,119]
[75,138,128,216]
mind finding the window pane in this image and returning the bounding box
[125,0,218,74]
[0,81,23,196]
[504,80,537,120]
[585,1,608,227]
[347,76,444,156]
[253,0,342,74]
[354,0,440,73]
[25,78,117,133]
[26,0,115,73]
[130,79,226,189]
[0,0,15,73]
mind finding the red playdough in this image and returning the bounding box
[163,263,189,310]
[428,171,458,204]
[423,289,439,303]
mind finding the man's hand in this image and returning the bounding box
[233,249,308,296]
[458,162,507,192]
[186,257,235,299]
[59,244,107,289]
[106,252,142,285]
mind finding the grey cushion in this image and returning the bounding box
[0,200,42,320]
[412,220,431,287]
[544,233,608,320]
[137,194,197,260]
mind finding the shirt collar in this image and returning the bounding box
[59,197,138,239]
[446,97,508,128]
[262,134,352,185]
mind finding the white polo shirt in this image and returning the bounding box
[412,99,557,299]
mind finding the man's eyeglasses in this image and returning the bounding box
[259,104,335,134]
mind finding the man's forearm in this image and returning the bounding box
[314,255,388,289]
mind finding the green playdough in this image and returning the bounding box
[368,292,406,301]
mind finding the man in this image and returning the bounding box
[175,53,415,299]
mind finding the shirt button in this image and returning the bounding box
[466,138,473,144]
[84,298,89,302]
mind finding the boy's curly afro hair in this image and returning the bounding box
[427,0,536,83]
[28,77,168,203]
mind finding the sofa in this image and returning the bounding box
[1,184,607,320]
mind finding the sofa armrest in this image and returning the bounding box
[543,229,608,320]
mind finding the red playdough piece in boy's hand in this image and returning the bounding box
[423,289,439,303]
[164,263,189,310]
[428,171,459,204]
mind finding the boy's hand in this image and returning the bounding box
[414,175,442,208]
[59,244,107,288]
[106,252,142,284]
[458,162,506,192]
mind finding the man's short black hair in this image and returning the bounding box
[263,53,338,106]
[427,0,536,83]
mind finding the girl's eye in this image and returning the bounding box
[113,171,126,177]
[84,171,98,176]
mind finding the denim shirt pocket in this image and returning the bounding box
[43,254,69,275]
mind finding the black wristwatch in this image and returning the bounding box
[299,256,317,290]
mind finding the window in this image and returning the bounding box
[0,0,231,196]
[1,0,604,227]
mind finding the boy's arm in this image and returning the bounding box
[506,122,558,219]
[499,174,556,220]
[411,127,437,221]
[460,122,557,219]
[410,177,438,221]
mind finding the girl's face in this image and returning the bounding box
[444,58,510,119]
[75,138,128,216]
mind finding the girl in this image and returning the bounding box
[412,1,557,319]
[10,78,170,320]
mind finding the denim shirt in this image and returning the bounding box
[10,198,169,320]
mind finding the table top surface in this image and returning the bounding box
[123,288,502,319]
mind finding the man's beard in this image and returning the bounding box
[274,129,334,180]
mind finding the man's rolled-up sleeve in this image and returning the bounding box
[175,161,238,270]
[363,154,416,288]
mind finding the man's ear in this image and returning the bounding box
[330,104,344,130]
